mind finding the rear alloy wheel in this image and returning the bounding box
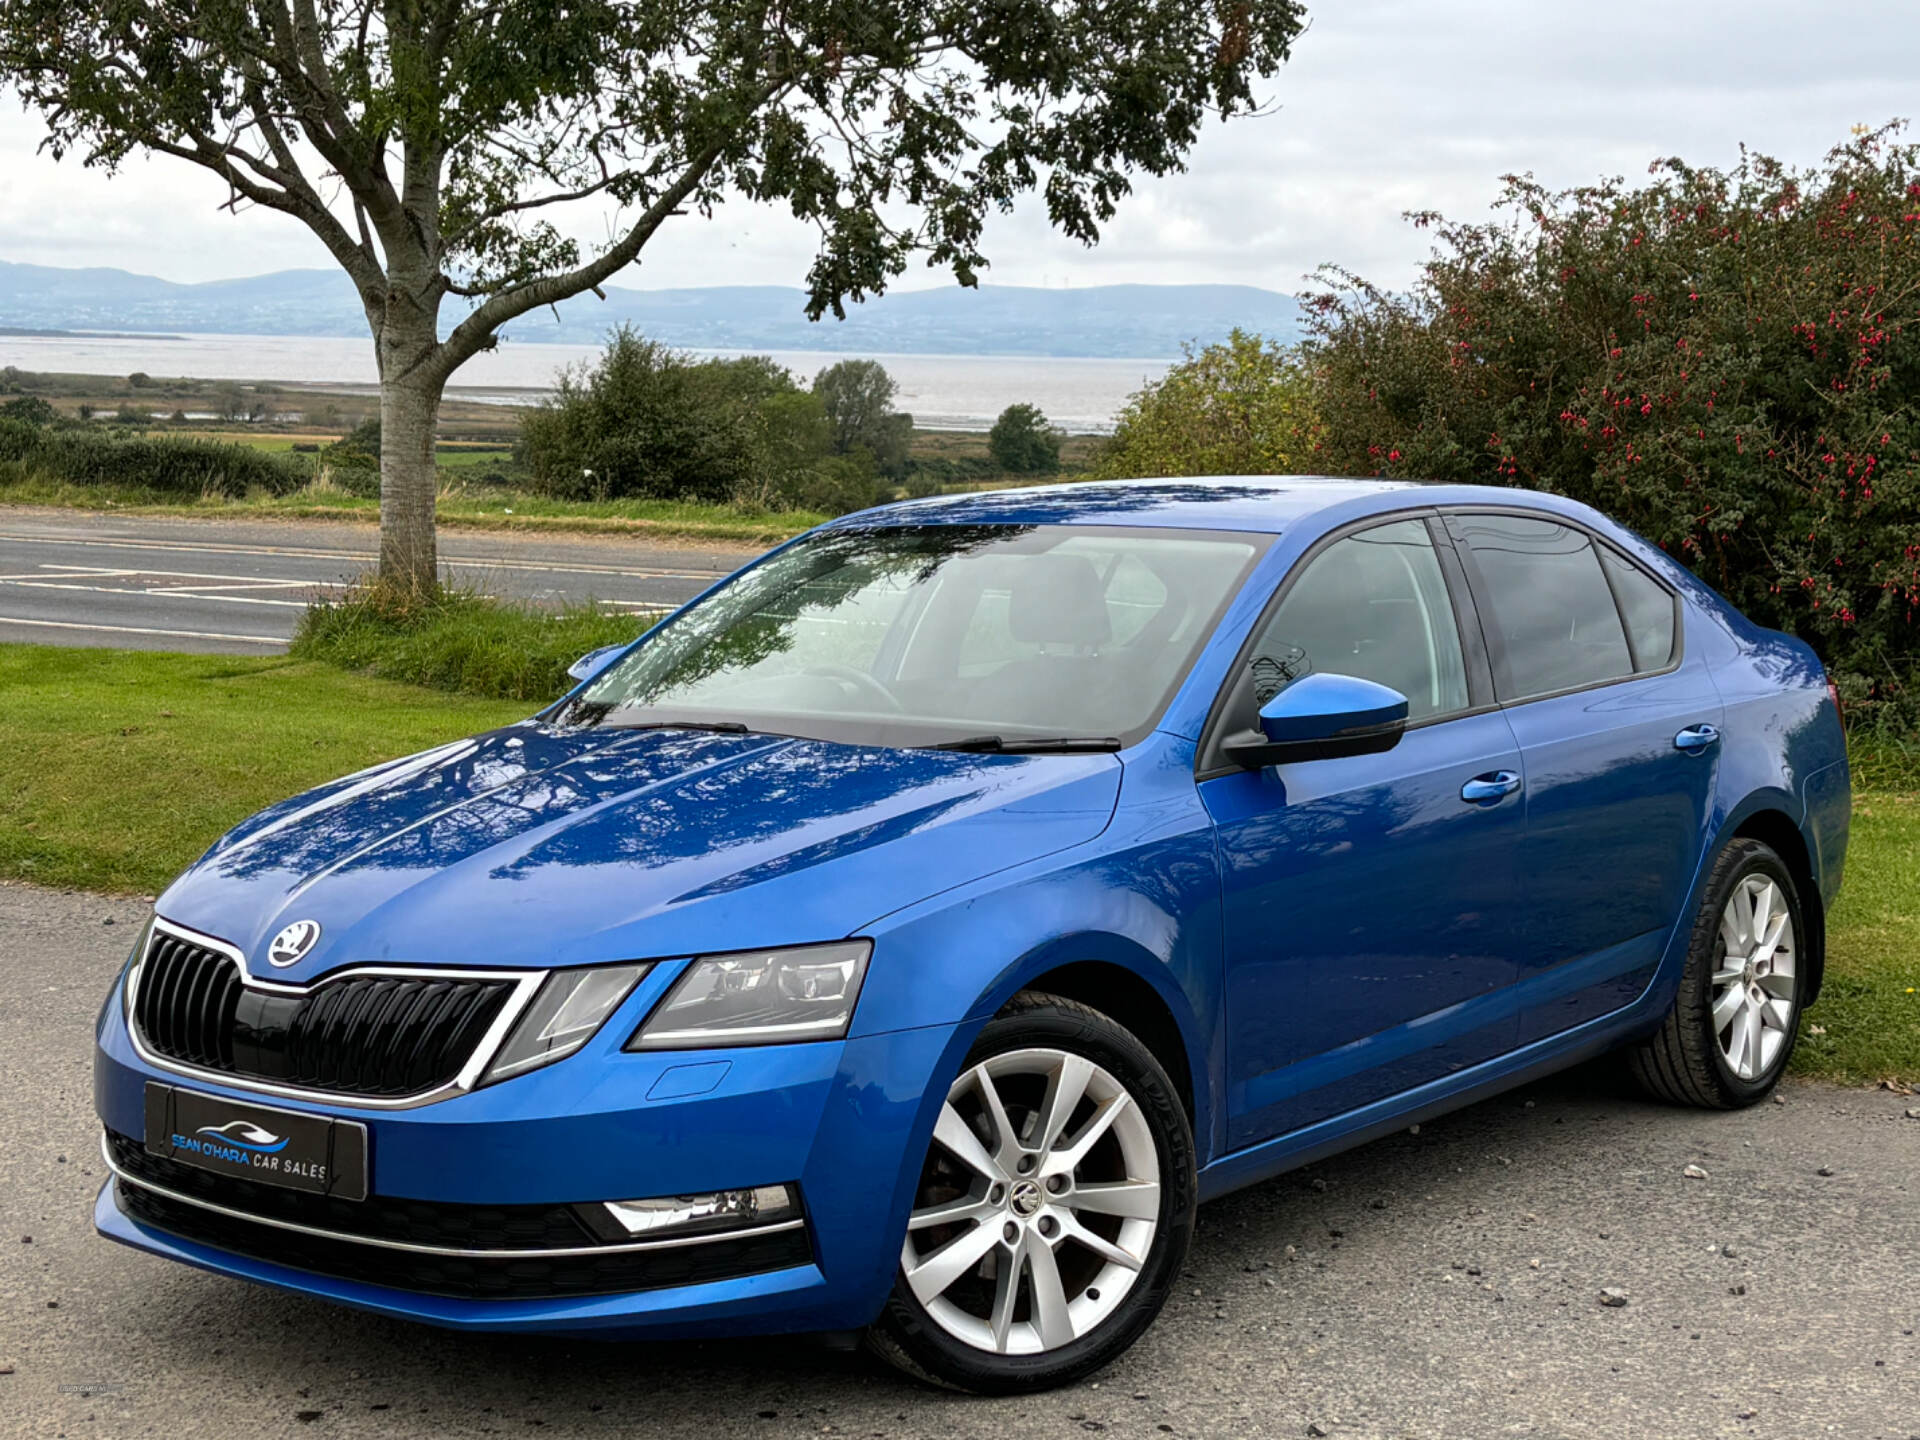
[869,994,1194,1393]
[1628,838,1806,1107]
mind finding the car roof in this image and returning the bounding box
[825,475,1581,535]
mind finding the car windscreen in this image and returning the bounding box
[552,523,1268,749]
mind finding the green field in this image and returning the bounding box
[0,645,525,894]
[3,642,1913,1087]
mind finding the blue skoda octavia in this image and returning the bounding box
[93,477,1849,1392]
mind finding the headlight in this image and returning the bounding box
[479,963,649,1085]
[626,941,871,1050]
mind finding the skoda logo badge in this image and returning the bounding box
[267,919,322,968]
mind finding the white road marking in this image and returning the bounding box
[145,579,312,593]
[36,562,314,586]
[0,615,286,644]
[0,576,316,608]
[0,568,141,581]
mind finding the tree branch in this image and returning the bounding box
[146,128,385,296]
[431,142,726,382]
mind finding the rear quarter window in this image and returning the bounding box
[1452,513,1635,700]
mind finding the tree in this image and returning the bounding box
[1305,127,1920,726]
[1092,329,1318,479]
[0,1,1306,596]
[813,358,911,474]
[989,403,1063,474]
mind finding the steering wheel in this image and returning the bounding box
[803,663,903,713]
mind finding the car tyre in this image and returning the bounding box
[1628,838,1806,1108]
[868,992,1196,1394]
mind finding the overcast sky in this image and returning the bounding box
[1,0,1915,297]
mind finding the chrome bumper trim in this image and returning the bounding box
[101,1133,806,1260]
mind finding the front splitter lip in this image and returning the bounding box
[94,1180,846,1339]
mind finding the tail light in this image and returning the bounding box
[1826,676,1844,726]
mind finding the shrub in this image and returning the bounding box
[519,329,773,503]
[0,419,305,497]
[291,582,655,702]
[518,326,886,513]
[1091,329,1318,480]
[329,415,382,465]
[988,403,1063,474]
[1304,126,1920,728]
[0,395,56,425]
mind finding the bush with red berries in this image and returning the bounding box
[1306,126,1920,728]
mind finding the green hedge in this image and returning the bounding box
[0,418,306,497]
[1307,129,1920,730]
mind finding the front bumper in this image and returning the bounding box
[93,975,961,1338]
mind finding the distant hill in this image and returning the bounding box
[0,262,1302,359]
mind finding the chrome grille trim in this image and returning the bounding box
[126,917,546,1110]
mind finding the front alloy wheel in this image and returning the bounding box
[869,994,1194,1393]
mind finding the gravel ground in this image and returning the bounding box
[3,880,1917,1440]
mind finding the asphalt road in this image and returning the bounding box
[3,882,1917,1440]
[0,510,761,653]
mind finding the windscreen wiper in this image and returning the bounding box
[925,734,1123,753]
[612,720,751,735]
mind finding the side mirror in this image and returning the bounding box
[567,643,628,685]
[1223,672,1409,768]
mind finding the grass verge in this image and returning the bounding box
[290,585,654,702]
[0,644,526,894]
[1798,790,1920,1086]
[0,475,825,546]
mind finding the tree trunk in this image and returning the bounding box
[371,258,447,599]
[376,373,444,598]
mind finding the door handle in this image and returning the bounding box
[1461,770,1523,805]
[1674,724,1721,754]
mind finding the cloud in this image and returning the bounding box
[2,0,1914,295]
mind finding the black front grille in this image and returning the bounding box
[134,929,514,1098]
[109,1134,814,1301]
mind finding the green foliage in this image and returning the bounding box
[1306,128,1920,728]
[0,418,305,497]
[329,416,382,465]
[988,403,1063,474]
[518,327,885,514]
[0,394,56,425]
[292,583,655,703]
[1093,329,1320,479]
[813,359,912,475]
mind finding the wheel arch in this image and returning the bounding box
[972,933,1214,1161]
[1010,960,1197,1125]
[1723,804,1826,1005]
